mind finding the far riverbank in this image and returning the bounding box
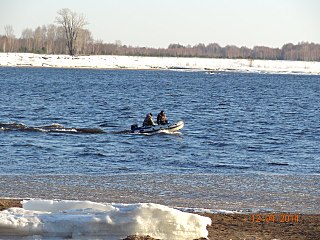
[1,53,320,74]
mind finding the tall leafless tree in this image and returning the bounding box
[55,8,88,55]
[33,25,47,53]
[77,28,93,54]
[21,28,33,51]
[46,24,56,54]
[4,25,15,52]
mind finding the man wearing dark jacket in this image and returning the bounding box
[143,113,155,126]
[157,110,168,125]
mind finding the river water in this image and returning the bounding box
[0,67,319,213]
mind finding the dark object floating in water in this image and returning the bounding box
[268,162,289,166]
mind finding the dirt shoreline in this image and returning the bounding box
[1,199,319,240]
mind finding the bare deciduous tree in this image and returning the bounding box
[55,8,88,55]
[77,28,93,54]
[47,24,56,54]
[33,25,47,53]
[21,28,33,51]
[4,25,15,52]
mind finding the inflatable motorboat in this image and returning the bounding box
[130,120,184,134]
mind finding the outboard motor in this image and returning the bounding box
[131,124,138,131]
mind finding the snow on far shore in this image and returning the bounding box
[0,199,211,240]
[1,52,320,74]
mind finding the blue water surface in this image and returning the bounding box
[0,67,319,212]
[1,67,319,175]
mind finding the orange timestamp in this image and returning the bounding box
[251,213,299,223]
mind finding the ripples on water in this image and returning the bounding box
[0,67,319,212]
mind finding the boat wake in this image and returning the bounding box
[0,122,104,134]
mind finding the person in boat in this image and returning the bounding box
[157,110,168,125]
[142,113,155,127]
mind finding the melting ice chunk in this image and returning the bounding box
[0,199,211,240]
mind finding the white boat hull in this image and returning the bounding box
[131,120,184,134]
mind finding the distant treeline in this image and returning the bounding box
[1,24,320,61]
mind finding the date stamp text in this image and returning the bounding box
[251,213,299,223]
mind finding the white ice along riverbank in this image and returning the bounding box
[0,199,211,239]
[1,52,320,74]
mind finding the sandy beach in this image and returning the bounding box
[1,199,319,240]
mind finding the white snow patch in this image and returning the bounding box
[0,199,211,240]
[0,53,319,75]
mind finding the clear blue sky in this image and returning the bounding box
[1,0,319,48]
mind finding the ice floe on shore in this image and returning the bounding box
[0,199,211,240]
[0,52,319,74]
